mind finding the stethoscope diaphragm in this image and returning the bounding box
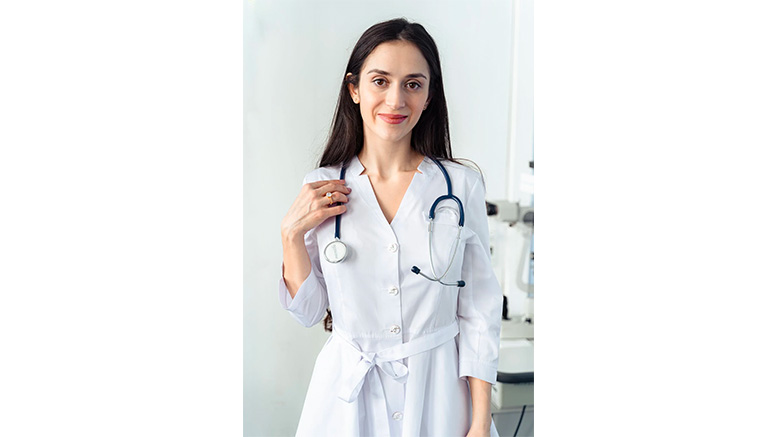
[323,238,348,263]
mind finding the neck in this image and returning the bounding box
[358,138,425,179]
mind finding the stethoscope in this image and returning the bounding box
[322,157,466,288]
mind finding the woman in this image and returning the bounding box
[279,18,502,437]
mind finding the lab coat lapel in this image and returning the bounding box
[345,155,431,231]
[388,157,430,229]
[347,155,392,232]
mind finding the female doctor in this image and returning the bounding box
[279,18,503,437]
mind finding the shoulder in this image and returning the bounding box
[302,164,342,185]
[444,160,481,181]
[437,158,485,195]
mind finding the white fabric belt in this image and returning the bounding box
[332,322,459,435]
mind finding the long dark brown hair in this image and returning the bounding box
[318,18,477,332]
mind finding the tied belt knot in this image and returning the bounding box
[337,347,411,403]
[332,322,459,425]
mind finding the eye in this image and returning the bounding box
[407,82,422,90]
[372,78,387,87]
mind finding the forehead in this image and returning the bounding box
[361,40,430,78]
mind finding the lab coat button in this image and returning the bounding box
[392,411,403,421]
[388,286,399,296]
[389,325,401,334]
[388,243,398,253]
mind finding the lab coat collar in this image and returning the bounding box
[345,155,364,180]
[345,154,434,180]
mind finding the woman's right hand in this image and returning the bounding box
[281,179,351,241]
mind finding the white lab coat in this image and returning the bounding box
[279,155,502,436]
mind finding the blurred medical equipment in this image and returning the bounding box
[324,158,466,288]
[489,220,534,435]
[491,318,534,436]
[487,160,534,436]
[486,198,534,323]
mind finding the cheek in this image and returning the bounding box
[359,105,373,121]
[360,99,381,118]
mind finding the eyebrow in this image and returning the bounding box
[366,69,428,80]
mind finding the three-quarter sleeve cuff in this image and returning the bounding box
[277,264,318,313]
[459,360,498,385]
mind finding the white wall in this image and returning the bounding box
[244,1,531,435]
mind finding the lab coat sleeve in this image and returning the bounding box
[457,176,502,384]
[277,175,330,328]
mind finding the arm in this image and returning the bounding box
[281,226,313,300]
[467,376,493,434]
[278,227,329,328]
[457,176,502,431]
[278,174,350,327]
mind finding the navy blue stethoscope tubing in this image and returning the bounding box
[428,158,464,226]
[334,164,347,239]
[334,157,463,239]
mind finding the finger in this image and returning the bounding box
[317,191,349,207]
[327,204,347,216]
[312,204,347,222]
[315,183,352,198]
[309,179,346,190]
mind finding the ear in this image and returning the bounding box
[346,73,359,104]
[424,97,431,110]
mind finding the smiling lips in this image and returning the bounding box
[378,114,408,124]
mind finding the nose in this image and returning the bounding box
[385,83,406,110]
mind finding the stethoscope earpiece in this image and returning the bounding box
[411,265,465,288]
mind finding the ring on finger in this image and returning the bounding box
[325,192,334,205]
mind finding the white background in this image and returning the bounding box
[2,0,776,436]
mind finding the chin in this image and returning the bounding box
[383,132,409,142]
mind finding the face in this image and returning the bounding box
[347,40,431,146]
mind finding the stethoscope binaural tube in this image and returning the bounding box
[414,217,465,287]
[413,158,466,287]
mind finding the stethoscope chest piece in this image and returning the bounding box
[324,238,348,263]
